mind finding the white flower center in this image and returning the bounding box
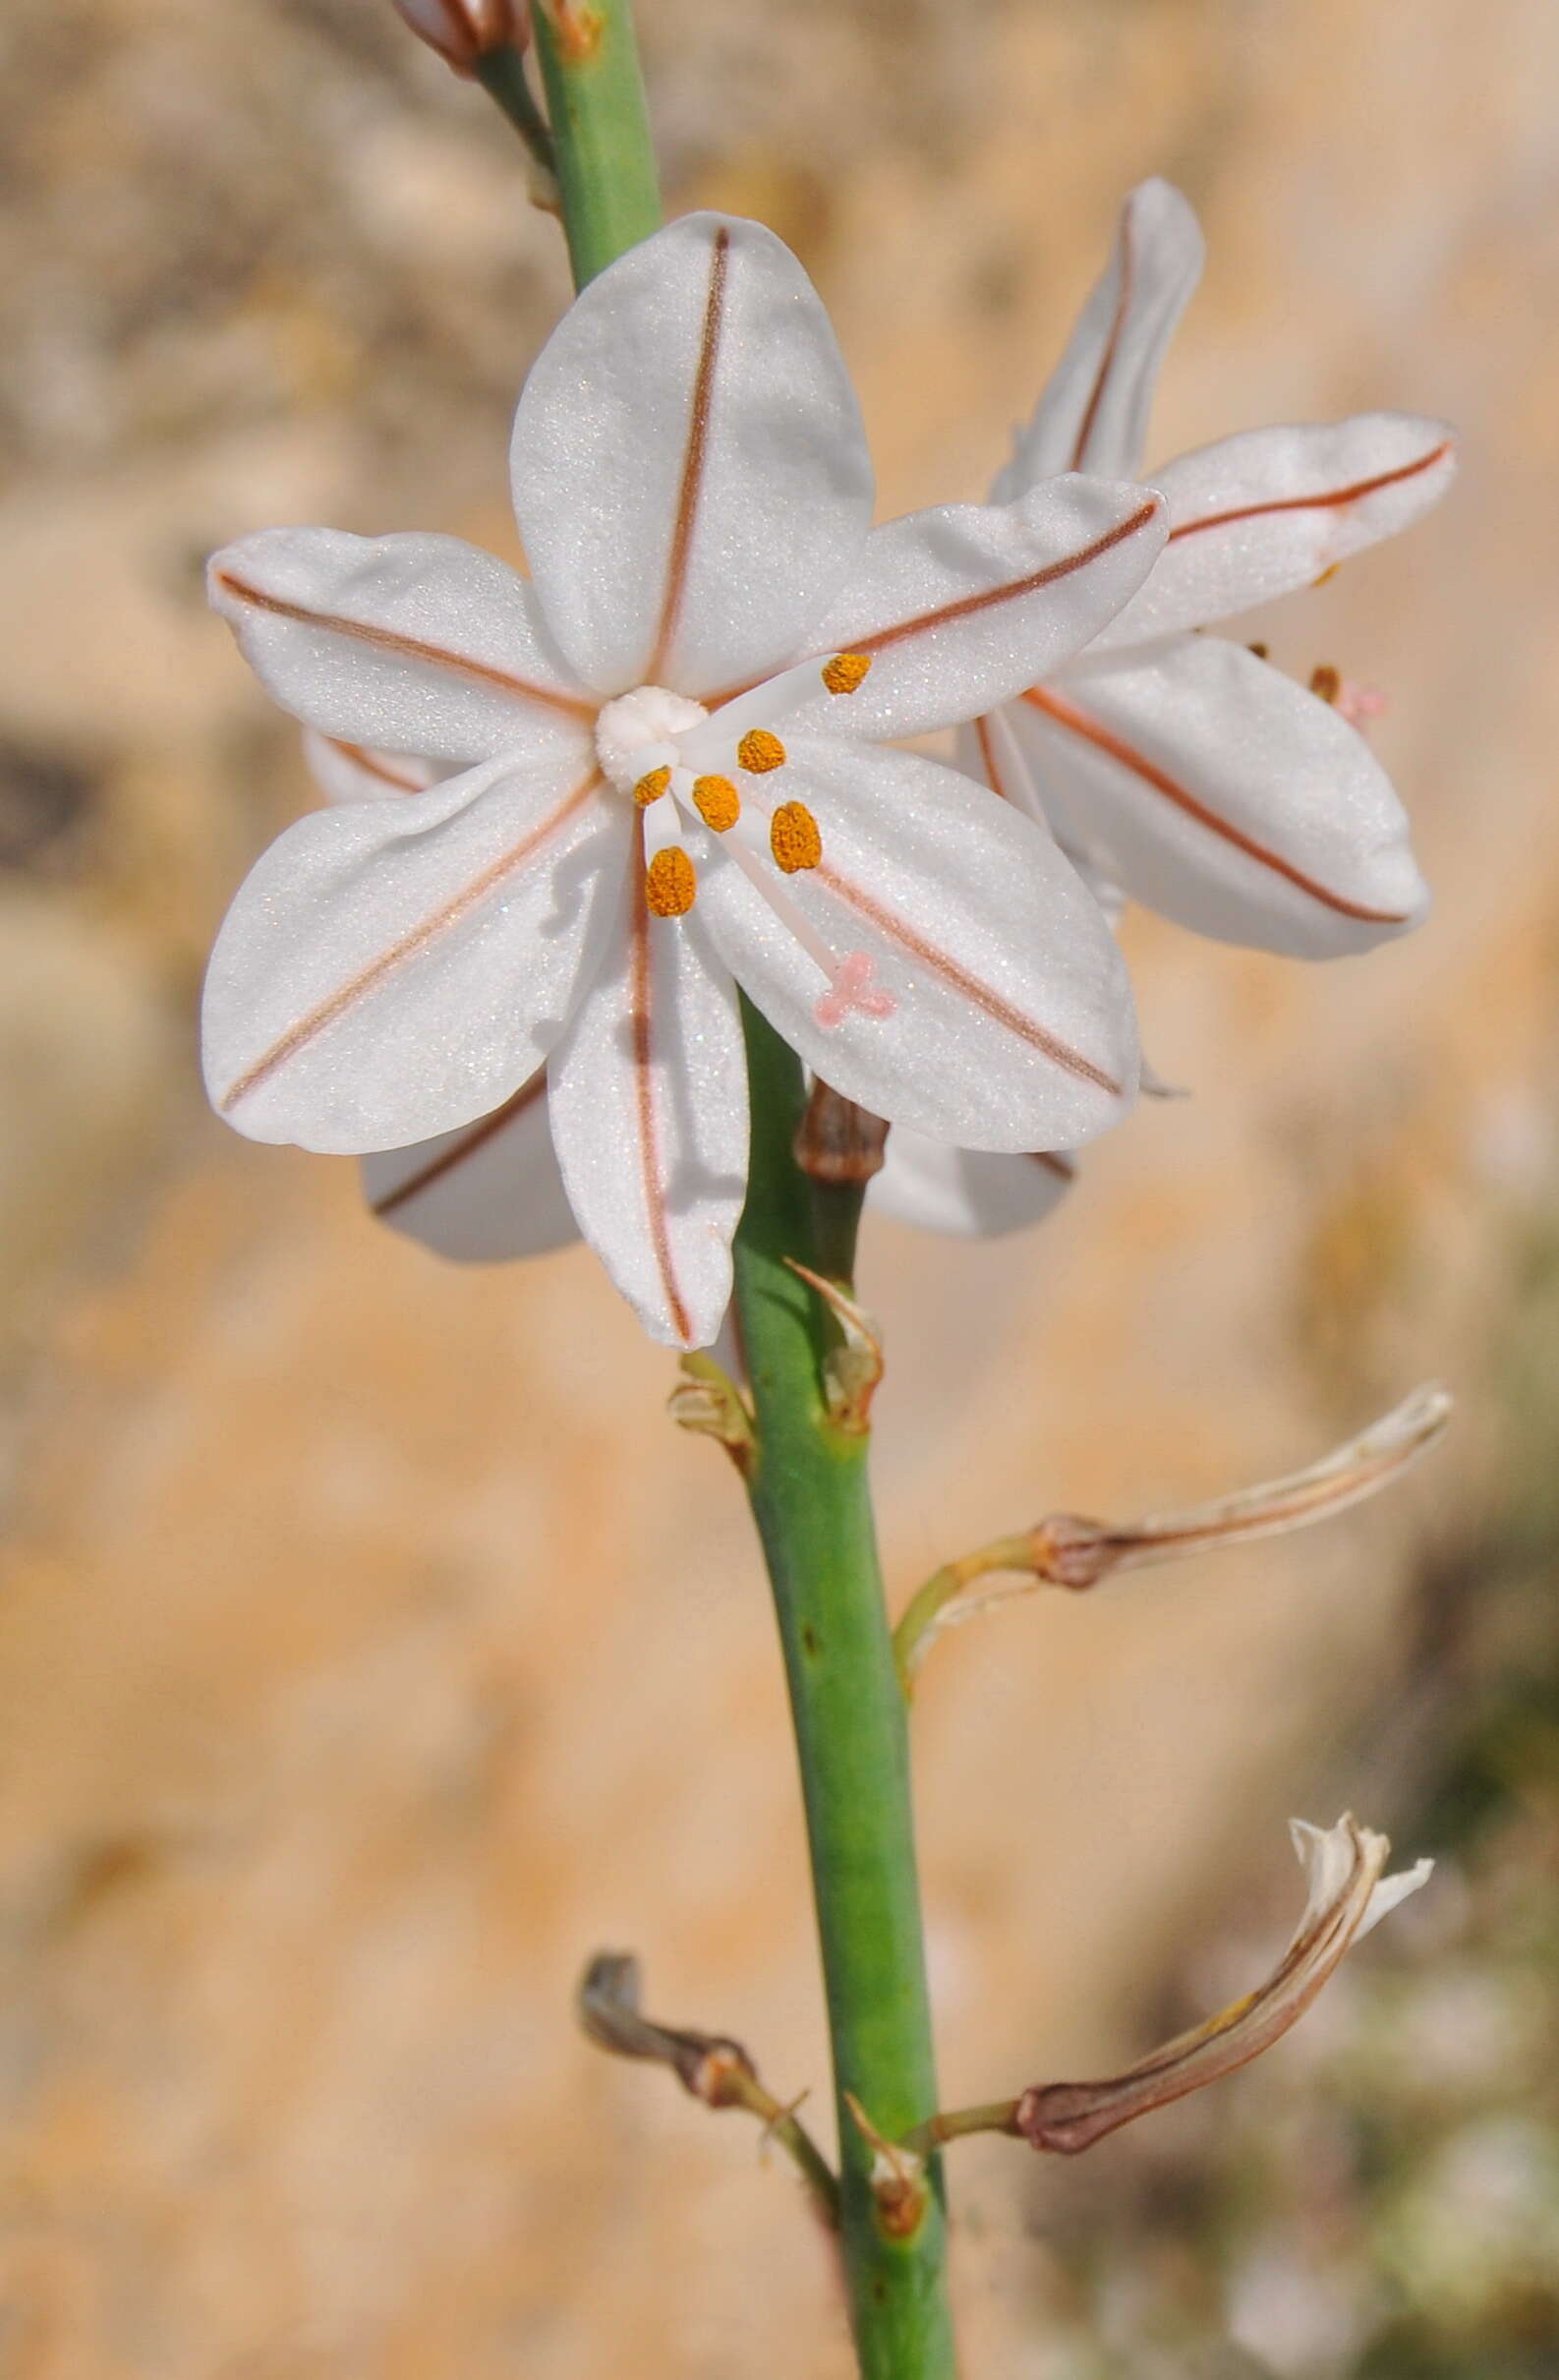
[594,685,708,796]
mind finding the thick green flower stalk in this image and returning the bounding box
[526,8,955,2366]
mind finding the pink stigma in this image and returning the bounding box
[1337,679,1388,730]
[815,952,896,1030]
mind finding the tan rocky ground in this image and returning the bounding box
[0,0,1555,2372]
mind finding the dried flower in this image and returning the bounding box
[391,0,528,75]
[1013,1815,1432,2154]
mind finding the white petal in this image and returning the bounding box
[694,737,1138,1153]
[203,754,624,1152]
[1290,1815,1431,1945]
[360,1070,580,1262]
[955,713,1129,925]
[208,530,595,764]
[1010,636,1429,958]
[509,213,873,702]
[996,179,1203,491]
[870,1130,1076,1238]
[303,729,444,805]
[1095,416,1457,646]
[727,479,1163,749]
[548,838,748,1349]
[1357,1856,1434,1940]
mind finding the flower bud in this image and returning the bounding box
[391,0,529,74]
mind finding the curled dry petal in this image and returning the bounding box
[895,1384,1451,1680]
[1015,1815,1432,2153]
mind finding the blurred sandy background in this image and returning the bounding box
[0,0,1556,2373]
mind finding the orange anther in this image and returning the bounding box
[646,845,697,916]
[771,800,822,874]
[691,774,740,832]
[633,765,671,807]
[821,652,872,695]
[737,729,786,775]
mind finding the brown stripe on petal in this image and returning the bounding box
[219,768,605,1113]
[1022,684,1411,925]
[328,740,431,794]
[1167,440,1453,544]
[1069,204,1135,472]
[629,815,693,1345]
[647,226,730,683]
[973,714,1011,803]
[1029,1150,1077,1182]
[372,1068,549,1218]
[214,571,596,721]
[849,502,1161,660]
[812,864,1122,1095]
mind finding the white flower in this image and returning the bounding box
[204,215,1167,1344]
[970,177,1456,960]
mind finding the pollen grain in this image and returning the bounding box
[633,765,671,807]
[737,729,786,775]
[691,774,740,832]
[822,652,873,695]
[771,800,822,874]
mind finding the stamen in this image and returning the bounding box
[1310,665,1388,730]
[815,952,895,1030]
[821,652,873,696]
[646,845,697,917]
[691,774,740,833]
[738,729,786,775]
[634,765,671,807]
[771,800,822,874]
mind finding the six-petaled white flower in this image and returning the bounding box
[202,213,1168,1345]
[968,176,1455,958]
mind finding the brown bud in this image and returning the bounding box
[793,1080,890,1188]
[391,0,529,74]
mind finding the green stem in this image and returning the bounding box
[477,14,955,2363]
[474,44,557,183]
[733,1002,955,2379]
[528,1,661,287]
